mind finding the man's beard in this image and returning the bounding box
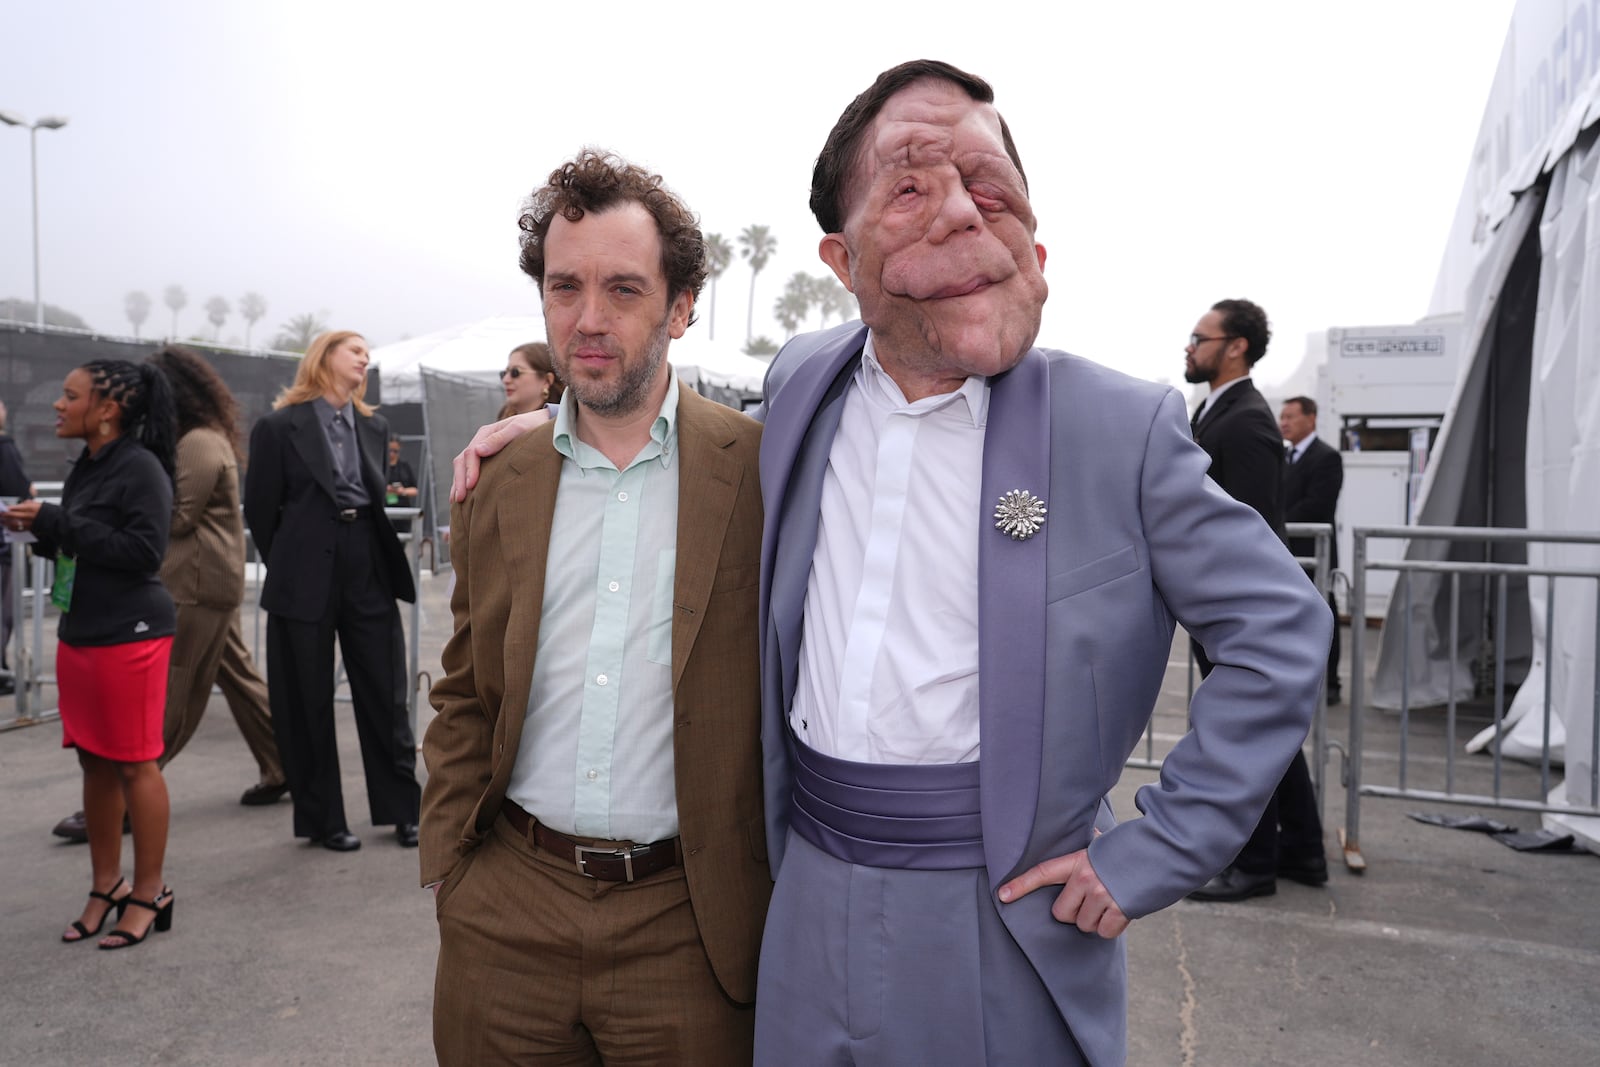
[1183,357,1218,385]
[560,314,671,418]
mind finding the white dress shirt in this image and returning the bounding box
[790,336,987,765]
[505,374,681,842]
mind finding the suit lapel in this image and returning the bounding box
[487,428,562,774]
[760,330,864,711]
[671,390,743,692]
[978,349,1050,882]
[288,403,338,503]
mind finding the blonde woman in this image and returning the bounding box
[242,331,419,852]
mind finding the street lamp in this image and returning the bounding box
[0,110,69,328]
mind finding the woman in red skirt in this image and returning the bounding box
[7,360,179,949]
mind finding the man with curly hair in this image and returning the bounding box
[421,150,768,1065]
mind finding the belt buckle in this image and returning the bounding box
[573,843,634,882]
[338,508,357,522]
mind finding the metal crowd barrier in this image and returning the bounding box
[1,504,426,738]
[1128,522,1337,814]
[1341,525,1600,872]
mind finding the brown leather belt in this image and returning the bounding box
[500,800,680,883]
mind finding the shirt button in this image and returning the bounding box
[586,769,598,781]
[596,674,608,686]
[608,580,620,592]
[617,491,629,502]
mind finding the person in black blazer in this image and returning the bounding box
[1280,395,1344,703]
[243,330,420,852]
[1183,299,1328,902]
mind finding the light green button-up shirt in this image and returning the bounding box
[504,374,681,842]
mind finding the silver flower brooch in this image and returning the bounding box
[994,489,1047,541]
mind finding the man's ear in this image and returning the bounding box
[668,291,693,339]
[819,234,853,291]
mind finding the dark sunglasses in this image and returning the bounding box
[500,366,525,380]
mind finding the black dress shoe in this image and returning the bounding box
[53,810,88,843]
[1277,853,1329,886]
[239,781,290,806]
[52,811,132,843]
[395,823,419,848]
[1326,686,1343,706]
[1188,865,1276,903]
[315,831,362,852]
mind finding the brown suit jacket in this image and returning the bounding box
[160,427,246,610]
[420,387,770,1003]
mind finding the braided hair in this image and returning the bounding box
[81,359,179,483]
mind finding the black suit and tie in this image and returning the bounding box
[244,399,420,844]
[1285,435,1344,697]
[1190,377,1325,880]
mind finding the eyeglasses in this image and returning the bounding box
[1188,333,1236,348]
[500,366,525,380]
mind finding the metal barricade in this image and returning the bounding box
[1342,524,1600,872]
[1128,523,1336,816]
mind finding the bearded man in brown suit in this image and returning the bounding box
[420,150,768,1065]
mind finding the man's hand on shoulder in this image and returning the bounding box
[997,847,1129,939]
[450,408,553,502]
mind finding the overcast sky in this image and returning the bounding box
[2,0,1514,389]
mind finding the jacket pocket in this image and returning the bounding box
[1046,545,1139,602]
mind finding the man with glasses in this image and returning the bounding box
[1184,298,1328,903]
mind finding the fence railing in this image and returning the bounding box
[1342,524,1600,871]
[1,506,427,737]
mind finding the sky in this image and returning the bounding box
[1,0,1516,391]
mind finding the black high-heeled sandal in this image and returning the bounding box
[61,877,130,943]
[98,887,173,950]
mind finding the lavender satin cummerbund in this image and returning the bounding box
[788,732,985,870]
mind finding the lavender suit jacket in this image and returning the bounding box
[757,323,1330,1065]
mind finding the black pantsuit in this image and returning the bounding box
[244,401,419,840]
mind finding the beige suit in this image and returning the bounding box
[422,387,769,1016]
[158,427,281,782]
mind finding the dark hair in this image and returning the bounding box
[1284,395,1317,417]
[509,341,564,402]
[1210,298,1272,366]
[517,150,706,326]
[810,59,1028,234]
[83,359,178,482]
[146,345,242,460]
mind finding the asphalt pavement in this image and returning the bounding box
[2,572,1596,1066]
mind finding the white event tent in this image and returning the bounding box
[371,315,769,404]
[1370,60,1600,846]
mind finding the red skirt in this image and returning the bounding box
[58,637,173,762]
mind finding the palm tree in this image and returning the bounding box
[203,296,231,341]
[742,335,779,358]
[125,291,151,338]
[704,233,732,341]
[271,312,329,353]
[239,292,268,348]
[814,274,855,326]
[163,285,188,338]
[737,224,778,344]
[774,273,815,338]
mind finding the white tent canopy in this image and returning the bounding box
[372,315,544,403]
[1372,63,1600,846]
[372,315,768,403]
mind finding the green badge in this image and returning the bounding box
[50,556,76,612]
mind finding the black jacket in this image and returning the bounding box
[243,401,415,623]
[1284,436,1342,568]
[1191,377,1285,536]
[31,437,176,646]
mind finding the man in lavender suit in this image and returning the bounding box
[751,60,1331,1065]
